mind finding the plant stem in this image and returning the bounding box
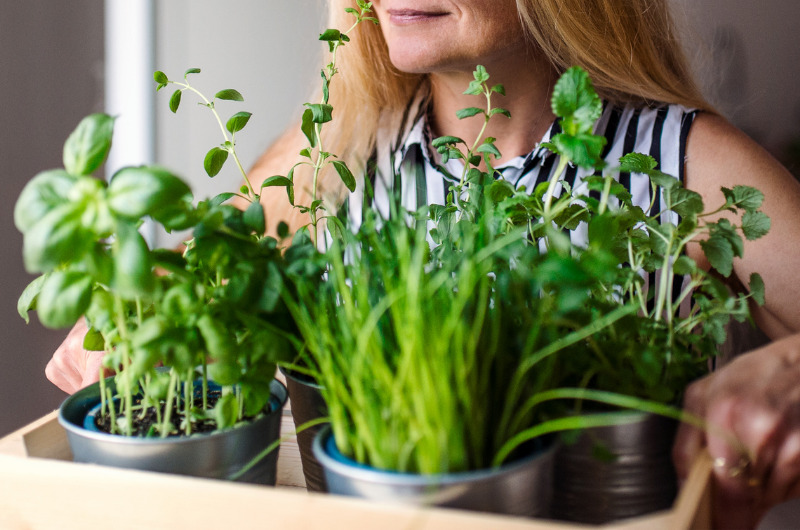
[543,156,569,221]
[161,369,178,438]
[174,81,256,198]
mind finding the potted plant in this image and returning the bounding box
[13,0,377,487]
[276,66,639,517]
[488,67,770,523]
[12,64,309,486]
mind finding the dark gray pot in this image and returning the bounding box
[280,367,329,492]
[552,411,678,524]
[59,376,288,485]
[313,425,556,517]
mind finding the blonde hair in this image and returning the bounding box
[318,0,709,196]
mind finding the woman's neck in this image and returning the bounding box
[428,51,558,166]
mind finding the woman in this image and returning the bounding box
[46,1,800,527]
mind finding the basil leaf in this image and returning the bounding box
[63,114,115,176]
[36,270,93,329]
[108,166,192,219]
[112,221,154,299]
[14,169,76,232]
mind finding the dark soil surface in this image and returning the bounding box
[93,390,224,437]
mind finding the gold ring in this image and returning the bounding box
[713,456,751,479]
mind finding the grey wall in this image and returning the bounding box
[0,2,105,435]
[153,0,324,247]
[673,0,800,161]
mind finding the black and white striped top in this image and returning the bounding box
[333,94,698,313]
[342,95,698,245]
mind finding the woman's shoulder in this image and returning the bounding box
[684,111,793,197]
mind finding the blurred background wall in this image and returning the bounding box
[1,0,798,436]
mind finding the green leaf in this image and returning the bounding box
[619,153,658,173]
[214,89,244,101]
[226,111,252,134]
[153,71,168,84]
[550,66,602,134]
[473,65,489,83]
[22,202,89,273]
[551,132,607,168]
[476,142,501,159]
[211,392,238,429]
[749,273,766,306]
[261,175,292,188]
[36,270,93,329]
[17,275,47,323]
[210,192,237,206]
[700,233,734,277]
[489,107,511,118]
[490,84,505,95]
[332,160,356,192]
[197,313,234,361]
[243,201,266,235]
[319,28,341,41]
[14,170,76,233]
[63,114,115,176]
[304,103,333,124]
[668,188,704,218]
[487,179,515,202]
[169,89,182,113]
[741,211,771,240]
[184,67,201,76]
[286,167,296,205]
[112,221,154,299]
[108,166,192,219]
[456,107,483,119]
[711,219,744,258]
[204,147,229,177]
[277,221,290,239]
[301,108,316,148]
[431,136,464,148]
[726,186,765,212]
[648,171,680,191]
[463,81,483,96]
[82,326,105,351]
[672,255,697,275]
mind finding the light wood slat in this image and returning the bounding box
[0,411,706,529]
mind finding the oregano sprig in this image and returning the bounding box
[154,68,257,200]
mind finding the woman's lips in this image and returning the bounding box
[386,9,448,25]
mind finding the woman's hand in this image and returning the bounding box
[674,335,800,529]
[44,319,106,394]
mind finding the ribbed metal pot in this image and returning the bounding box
[313,425,556,517]
[59,377,288,485]
[280,366,329,492]
[551,412,678,524]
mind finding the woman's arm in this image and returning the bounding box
[45,125,310,394]
[676,112,800,528]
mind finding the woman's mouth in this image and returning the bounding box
[386,9,448,25]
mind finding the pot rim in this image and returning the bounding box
[58,377,288,446]
[312,424,557,487]
[279,365,323,390]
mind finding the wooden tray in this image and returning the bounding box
[0,407,712,529]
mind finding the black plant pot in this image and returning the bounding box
[59,376,288,485]
[552,412,678,524]
[280,366,329,492]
